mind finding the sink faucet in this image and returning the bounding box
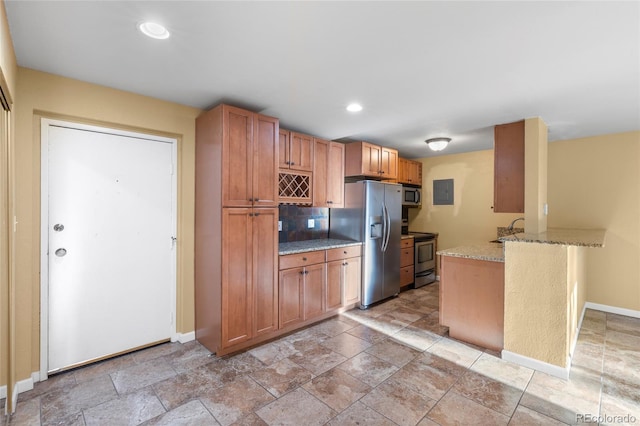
[507,217,525,232]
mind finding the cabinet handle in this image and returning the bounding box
[249,197,254,202]
[254,198,260,202]
[254,212,260,216]
[343,250,347,254]
[299,271,305,275]
[290,162,295,166]
[327,201,332,204]
[248,213,253,217]
[343,262,349,266]
[286,161,291,165]
[302,257,307,261]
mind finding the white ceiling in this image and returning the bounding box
[5,1,640,158]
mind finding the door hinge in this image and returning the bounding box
[171,236,177,248]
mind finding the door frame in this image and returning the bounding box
[39,118,178,380]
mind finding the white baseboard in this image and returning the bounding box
[502,350,570,380]
[0,371,38,413]
[177,331,195,343]
[0,384,6,399]
[585,302,640,318]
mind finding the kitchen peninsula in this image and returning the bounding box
[438,228,606,378]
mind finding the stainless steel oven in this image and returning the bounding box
[411,232,436,287]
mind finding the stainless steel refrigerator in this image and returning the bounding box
[330,180,402,308]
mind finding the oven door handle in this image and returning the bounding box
[415,270,435,278]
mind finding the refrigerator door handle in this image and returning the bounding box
[380,203,387,252]
[381,203,390,252]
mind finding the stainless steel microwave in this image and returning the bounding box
[402,186,421,206]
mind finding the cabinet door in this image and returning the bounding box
[381,147,398,180]
[279,268,304,328]
[278,129,290,169]
[494,120,524,213]
[412,161,422,186]
[222,106,253,207]
[361,142,382,176]
[398,158,409,184]
[327,142,345,207]
[313,138,329,207]
[253,208,278,336]
[253,114,279,207]
[343,256,361,306]
[303,263,326,320]
[289,132,314,172]
[221,208,253,348]
[326,260,343,311]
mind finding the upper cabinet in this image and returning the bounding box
[219,105,279,207]
[313,139,345,208]
[279,129,314,172]
[398,158,422,186]
[345,141,398,180]
[494,120,524,213]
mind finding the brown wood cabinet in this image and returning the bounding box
[195,104,279,356]
[400,237,414,287]
[279,129,314,172]
[345,141,398,180]
[221,208,278,348]
[380,147,398,180]
[439,255,505,351]
[218,105,279,208]
[398,158,423,186]
[326,245,362,308]
[279,245,361,329]
[313,139,345,208]
[494,120,524,213]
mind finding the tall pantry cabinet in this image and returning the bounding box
[195,104,279,355]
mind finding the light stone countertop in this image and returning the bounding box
[401,235,415,240]
[279,239,362,255]
[499,228,606,247]
[437,243,505,263]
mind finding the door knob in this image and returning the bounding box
[53,224,64,232]
[55,248,67,257]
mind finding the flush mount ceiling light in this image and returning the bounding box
[138,21,170,40]
[346,103,363,112]
[426,137,451,152]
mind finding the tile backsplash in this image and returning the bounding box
[279,205,329,243]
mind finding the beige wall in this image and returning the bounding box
[504,242,570,367]
[409,149,523,252]
[0,0,17,403]
[547,131,640,311]
[13,68,201,381]
[412,131,640,313]
[524,117,548,234]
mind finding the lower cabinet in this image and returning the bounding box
[279,245,361,330]
[400,237,415,287]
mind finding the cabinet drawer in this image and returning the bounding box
[279,250,325,270]
[400,266,414,286]
[401,238,414,248]
[400,248,414,267]
[326,245,361,262]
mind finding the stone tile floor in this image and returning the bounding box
[3,282,639,425]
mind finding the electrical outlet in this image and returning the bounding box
[307,219,315,228]
[278,221,282,231]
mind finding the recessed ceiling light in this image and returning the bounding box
[346,103,363,112]
[138,21,170,40]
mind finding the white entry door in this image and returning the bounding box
[42,120,176,374]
